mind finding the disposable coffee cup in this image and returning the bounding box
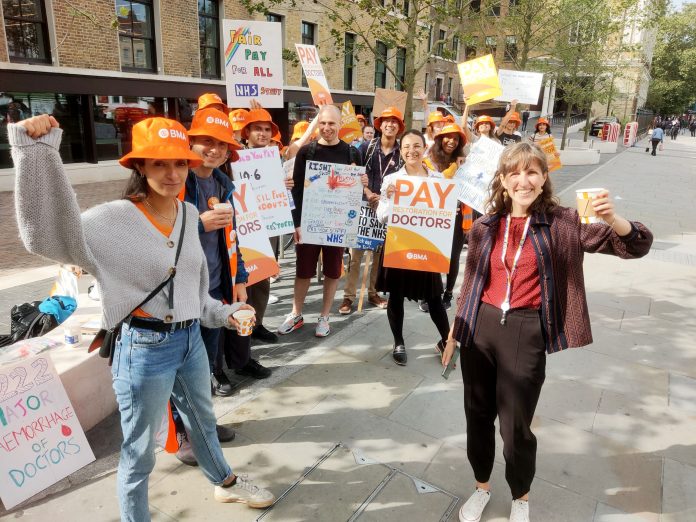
[232,309,255,336]
[213,202,232,211]
[575,188,604,223]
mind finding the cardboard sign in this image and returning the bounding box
[0,356,95,509]
[383,176,458,273]
[233,148,294,236]
[536,136,562,172]
[457,54,502,106]
[231,181,279,285]
[494,69,544,105]
[454,136,505,214]
[295,44,333,105]
[300,161,364,247]
[373,88,407,118]
[340,101,362,144]
[223,20,284,108]
[356,203,387,250]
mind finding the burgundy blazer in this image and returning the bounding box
[453,206,653,353]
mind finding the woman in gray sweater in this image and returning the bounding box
[10,115,274,521]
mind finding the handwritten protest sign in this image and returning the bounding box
[295,44,333,105]
[232,181,279,285]
[223,20,284,108]
[536,136,562,172]
[300,161,364,247]
[454,136,505,214]
[233,148,294,236]
[494,69,544,105]
[356,203,387,250]
[457,54,502,106]
[0,356,95,509]
[340,101,362,144]
[373,88,408,117]
[384,177,458,273]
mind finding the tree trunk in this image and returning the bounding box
[583,100,592,142]
[561,102,573,150]
[402,15,419,129]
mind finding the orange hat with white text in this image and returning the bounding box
[188,108,243,161]
[374,106,405,135]
[197,93,227,112]
[228,109,248,132]
[241,108,279,138]
[291,121,309,141]
[427,111,446,127]
[435,123,467,145]
[119,117,203,169]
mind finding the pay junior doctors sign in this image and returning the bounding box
[0,356,95,509]
[384,177,458,273]
[224,20,284,108]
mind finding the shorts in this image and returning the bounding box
[295,243,344,279]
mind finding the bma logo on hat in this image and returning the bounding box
[158,128,169,139]
[158,128,187,141]
[206,116,229,127]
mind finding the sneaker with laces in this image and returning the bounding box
[214,474,275,508]
[459,488,491,522]
[509,499,530,522]
[277,313,303,335]
[315,315,330,337]
[339,298,353,315]
[267,293,280,305]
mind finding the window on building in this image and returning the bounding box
[488,0,501,16]
[375,41,387,89]
[198,0,220,79]
[452,36,459,61]
[465,37,477,59]
[437,29,445,57]
[485,36,497,57]
[470,0,481,12]
[301,21,316,87]
[344,33,355,90]
[116,0,156,72]
[447,77,453,103]
[396,47,406,90]
[2,0,51,64]
[266,12,282,23]
[428,27,433,53]
[402,0,409,16]
[504,35,517,61]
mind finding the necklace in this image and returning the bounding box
[499,214,531,325]
[144,198,177,224]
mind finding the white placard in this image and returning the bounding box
[295,44,333,105]
[494,69,544,105]
[300,161,364,247]
[0,356,95,509]
[233,148,295,236]
[223,20,284,108]
[454,136,505,214]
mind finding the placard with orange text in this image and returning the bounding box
[232,181,279,286]
[340,101,362,144]
[536,136,562,172]
[457,54,502,106]
[383,176,458,273]
[295,44,334,105]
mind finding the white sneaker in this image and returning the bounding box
[214,474,275,508]
[315,315,330,337]
[277,313,303,334]
[459,488,491,522]
[267,293,280,304]
[509,499,530,522]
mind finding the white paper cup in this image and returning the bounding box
[232,309,255,336]
[575,188,604,223]
[213,202,232,211]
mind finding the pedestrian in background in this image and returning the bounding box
[442,142,652,522]
[650,125,664,156]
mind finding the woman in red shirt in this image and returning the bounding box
[442,143,652,522]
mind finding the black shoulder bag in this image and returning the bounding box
[89,203,187,365]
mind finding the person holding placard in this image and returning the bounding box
[376,130,451,366]
[463,112,500,147]
[496,99,523,147]
[10,115,275,521]
[441,143,652,522]
[340,107,404,315]
[528,117,553,143]
[281,104,365,337]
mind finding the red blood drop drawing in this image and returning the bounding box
[61,424,72,437]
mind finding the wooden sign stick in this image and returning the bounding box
[356,251,372,312]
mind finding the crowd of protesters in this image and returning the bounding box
[9,89,653,522]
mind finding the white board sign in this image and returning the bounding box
[454,136,505,214]
[0,356,95,509]
[494,69,544,105]
[356,203,387,250]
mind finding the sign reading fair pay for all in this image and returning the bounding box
[0,356,95,509]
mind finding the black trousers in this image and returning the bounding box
[462,302,546,499]
[651,139,661,155]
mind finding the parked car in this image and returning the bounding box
[425,103,475,129]
[590,116,619,136]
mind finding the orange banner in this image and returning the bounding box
[537,136,562,172]
[457,54,502,106]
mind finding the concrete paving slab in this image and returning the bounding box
[668,373,696,414]
[535,377,603,432]
[593,502,655,521]
[378,332,452,381]
[661,458,696,522]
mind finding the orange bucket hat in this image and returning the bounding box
[188,108,243,161]
[119,117,202,169]
[197,93,227,112]
[535,117,550,131]
[242,108,279,138]
[435,123,467,145]
[443,114,456,124]
[356,114,366,122]
[474,115,496,131]
[508,111,522,126]
[427,111,446,127]
[374,106,405,134]
[228,108,248,132]
[271,130,283,146]
[291,120,309,141]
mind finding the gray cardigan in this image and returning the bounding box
[10,124,242,329]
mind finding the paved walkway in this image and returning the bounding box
[2,135,696,521]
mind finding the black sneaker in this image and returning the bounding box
[392,344,407,366]
[442,292,453,310]
[418,300,429,313]
[252,324,278,343]
[235,359,272,379]
[216,424,236,443]
[211,372,234,397]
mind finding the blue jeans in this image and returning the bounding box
[111,320,233,522]
[201,285,223,373]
